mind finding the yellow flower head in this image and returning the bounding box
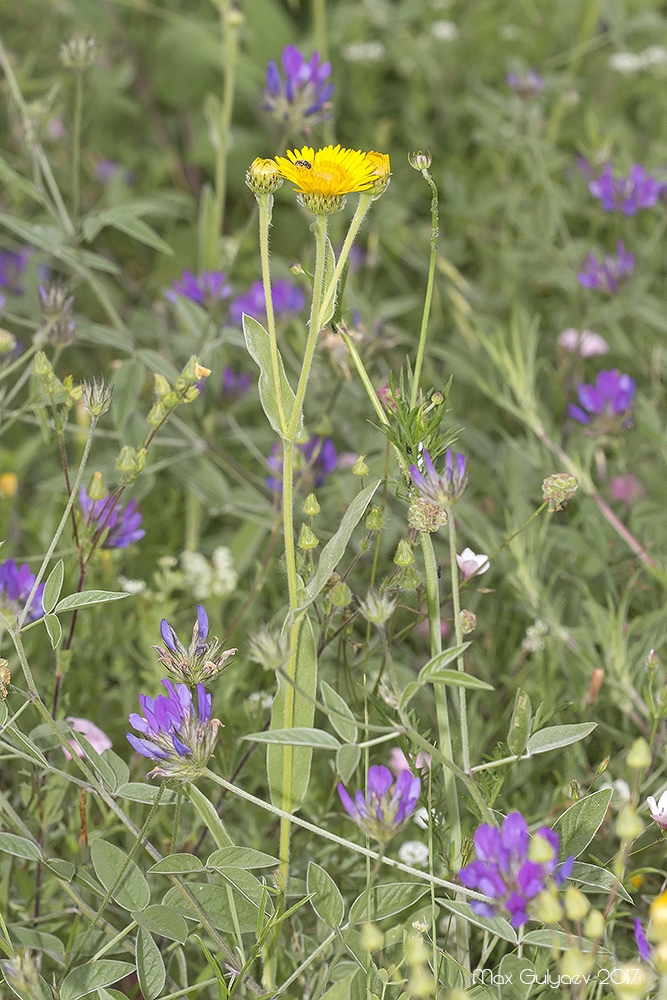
[246,157,284,196]
[274,144,378,214]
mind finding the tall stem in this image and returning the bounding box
[71,69,84,218]
[258,193,287,435]
[447,511,470,773]
[410,168,439,409]
[213,0,240,249]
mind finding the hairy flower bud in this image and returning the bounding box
[246,157,284,196]
[81,377,113,417]
[543,473,579,512]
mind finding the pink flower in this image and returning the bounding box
[610,475,645,507]
[647,790,667,829]
[390,748,431,777]
[63,717,112,760]
[456,547,490,581]
[557,328,609,357]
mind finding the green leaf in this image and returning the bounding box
[115,782,177,804]
[526,723,596,756]
[55,590,129,613]
[307,862,345,927]
[148,853,205,875]
[0,831,42,862]
[268,615,317,812]
[497,955,538,1000]
[507,688,532,756]
[132,904,189,943]
[246,727,340,749]
[90,839,151,911]
[111,360,146,432]
[438,899,517,943]
[42,559,64,614]
[44,858,75,882]
[107,216,174,255]
[297,481,380,611]
[521,929,596,951]
[321,680,358,743]
[423,668,493,691]
[3,726,49,767]
[350,883,429,924]
[8,925,65,959]
[60,960,136,1000]
[336,743,360,783]
[163,876,269,933]
[43,613,62,649]
[186,784,234,848]
[553,789,613,860]
[243,314,298,438]
[417,644,472,683]
[570,861,631,902]
[136,928,165,1000]
[207,847,280,870]
[70,734,120,791]
[321,970,362,1000]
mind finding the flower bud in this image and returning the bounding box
[361,922,384,951]
[85,471,108,502]
[330,581,352,608]
[116,445,146,476]
[561,949,593,979]
[298,524,319,550]
[394,539,415,567]
[534,888,562,924]
[407,497,447,532]
[459,609,477,634]
[359,588,398,626]
[365,505,384,531]
[542,473,578,512]
[583,909,605,939]
[409,149,432,171]
[59,34,96,70]
[353,455,369,477]
[302,493,320,516]
[627,738,651,770]
[615,805,643,841]
[246,158,284,196]
[147,402,167,426]
[0,328,17,354]
[81,377,113,417]
[0,473,18,498]
[564,885,590,921]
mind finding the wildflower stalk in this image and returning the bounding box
[318,192,373,328]
[257,193,287,435]
[71,66,85,217]
[410,166,439,409]
[447,513,471,773]
[212,0,240,253]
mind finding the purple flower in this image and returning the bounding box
[506,69,544,98]
[568,369,636,426]
[337,764,421,843]
[0,248,33,295]
[157,605,236,685]
[266,435,337,492]
[79,488,146,549]
[458,812,574,928]
[410,447,468,507]
[263,45,333,127]
[577,240,634,294]
[166,270,232,308]
[589,163,661,215]
[127,678,222,780]
[230,278,305,326]
[0,558,45,623]
[635,918,652,962]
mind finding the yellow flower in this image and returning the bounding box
[365,150,391,196]
[274,144,378,214]
[246,157,283,196]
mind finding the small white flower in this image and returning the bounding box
[557,328,609,358]
[399,840,429,867]
[608,51,645,74]
[413,806,429,830]
[647,790,667,829]
[117,576,147,595]
[456,547,490,581]
[211,545,238,597]
[341,41,385,63]
[431,19,458,41]
[247,691,274,711]
[181,551,214,600]
[643,45,667,66]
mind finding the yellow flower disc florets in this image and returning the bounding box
[246,157,284,196]
[274,144,379,215]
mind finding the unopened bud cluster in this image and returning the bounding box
[408,497,447,532]
[158,605,236,686]
[247,625,289,672]
[542,473,578,512]
[82,378,113,418]
[148,357,209,426]
[359,587,398,626]
[59,34,96,70]
[39,281,76,346]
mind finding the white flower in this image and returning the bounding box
[413,806,429,830]
[247,691,274,712]
[557,328,609,358]
[456,547,490,581]
[341,41,385,63]
[644,45,667,66]
[117,575,147,595]
[608,51,645,74]
[181,551,214,600]
[647,790,667,829]
[211,546,238,597]
[398,840,429,867]
[431,20,458,41]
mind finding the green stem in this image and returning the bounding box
[204,769,480,898]
[447,511,470,774]
[287,213,329,440]
[419,530,469,971]
[258,193,287,435]
[67,786,165,968]
[71,69,84,218]
[172,786,183,851]
[17,416,98,633]
[410,168,439,409]
[318,194,373,331]
[213,0,240,248]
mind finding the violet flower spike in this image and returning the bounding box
[79,488,145,549]
[230,278,305,326]
[458,811,574,928]
[127,679,221,781]
[589,162,661,215]
[635,918,652,963]
[410,447,468,507]
[337,764,421,843]
[263,45,333,128]
[156,605,236,686]
[568,369,636,427]
[166,270,231,308]
[577,240,634,295]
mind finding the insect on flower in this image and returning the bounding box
[293,159,312,168]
